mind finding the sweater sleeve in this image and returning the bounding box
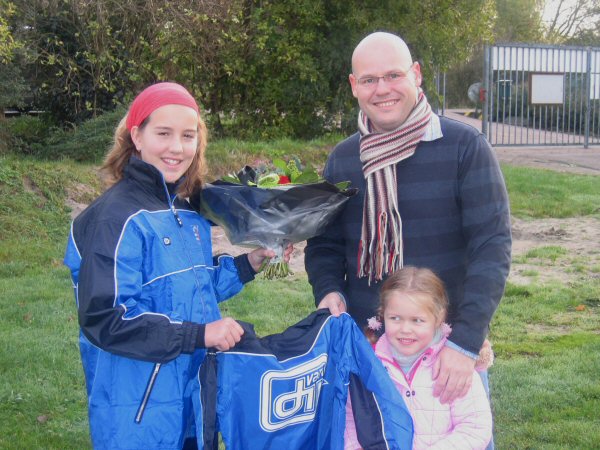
[415,372,492,450]
[304,151,351,306]
[451,133,512,353]
[305,221,348,306]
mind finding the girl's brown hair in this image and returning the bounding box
[101,111,208,198]
[379,266,448,324]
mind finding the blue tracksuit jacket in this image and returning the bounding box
[64,157,255,449]
[200,310,414,449]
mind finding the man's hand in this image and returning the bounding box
[432,346,476,404]
[317,292,347,317]
[204,318,244,351]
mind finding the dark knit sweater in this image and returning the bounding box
[304,116,512,354]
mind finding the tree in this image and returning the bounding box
[444,0,545,108]
[1,1,27,115]
[9,0,163,123]
[494,0,544,42]
[543,0,600,43]
[4,0,499,138]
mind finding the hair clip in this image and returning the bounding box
[367,316,383,331]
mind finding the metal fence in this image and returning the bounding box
[483,43,600,147]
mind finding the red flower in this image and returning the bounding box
[278,175,291,184]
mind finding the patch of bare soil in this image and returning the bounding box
[509,216,600,285]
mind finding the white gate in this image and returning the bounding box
[483,43,600,147]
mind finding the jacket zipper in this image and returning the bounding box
[164,185,206,320]
[135,363,162,424]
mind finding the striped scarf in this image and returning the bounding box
[357,90,431,283]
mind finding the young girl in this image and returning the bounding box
[345,266,493,449]
[64,82,289,450]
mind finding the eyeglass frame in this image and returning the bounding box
[353,63,417,88]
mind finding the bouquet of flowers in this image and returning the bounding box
[193,158,356,278]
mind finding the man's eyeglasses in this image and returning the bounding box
[356,69,413,88]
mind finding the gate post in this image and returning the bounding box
[585,47,591,149]
[482,45,490,139]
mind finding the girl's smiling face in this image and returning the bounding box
[383,291,439,357]
[131,104,199,183]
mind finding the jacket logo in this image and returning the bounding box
[259,354,328,432]
[192,225,201,242]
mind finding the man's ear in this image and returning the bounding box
[349,73,359,98]
[412,62,422,87]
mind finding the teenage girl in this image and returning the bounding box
[345,266,493,449]
[64,82,290,449]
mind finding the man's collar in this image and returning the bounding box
[422,113,443,141]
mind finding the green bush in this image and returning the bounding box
[2,114,57,155]
[41,107,126,163]
[1,109,124,162]
[0,118,9,153]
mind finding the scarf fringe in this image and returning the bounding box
[358,210,404,284]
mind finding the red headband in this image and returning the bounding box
[126,82,199,131]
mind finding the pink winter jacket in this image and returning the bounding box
[345,332,492,449]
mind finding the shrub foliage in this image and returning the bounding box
[3,0,494,143]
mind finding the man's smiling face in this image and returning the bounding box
[349,34,421,132]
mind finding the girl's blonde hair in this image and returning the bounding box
[101,110,208,198]
[379,266,448,324]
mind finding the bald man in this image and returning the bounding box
[305,32,511,408]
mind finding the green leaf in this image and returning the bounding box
[272,158,288,174]
[293,170,319,184]
[334,181,351,191]
[257,173,280,187]
[221,174,241,184]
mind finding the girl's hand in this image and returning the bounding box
[204,317,244,351]
[247,243,293,273]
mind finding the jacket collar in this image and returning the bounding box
[124,157,183,202]
[375,323,451,369]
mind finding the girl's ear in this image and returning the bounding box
[130,126,142,152]
[435,317,445,329]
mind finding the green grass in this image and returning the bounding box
[1,151,600,448]
[519,269,539,277]
[493,337,600,449]
[205,135,340,179]
[502,164,600,218]
[513,245,568,264]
